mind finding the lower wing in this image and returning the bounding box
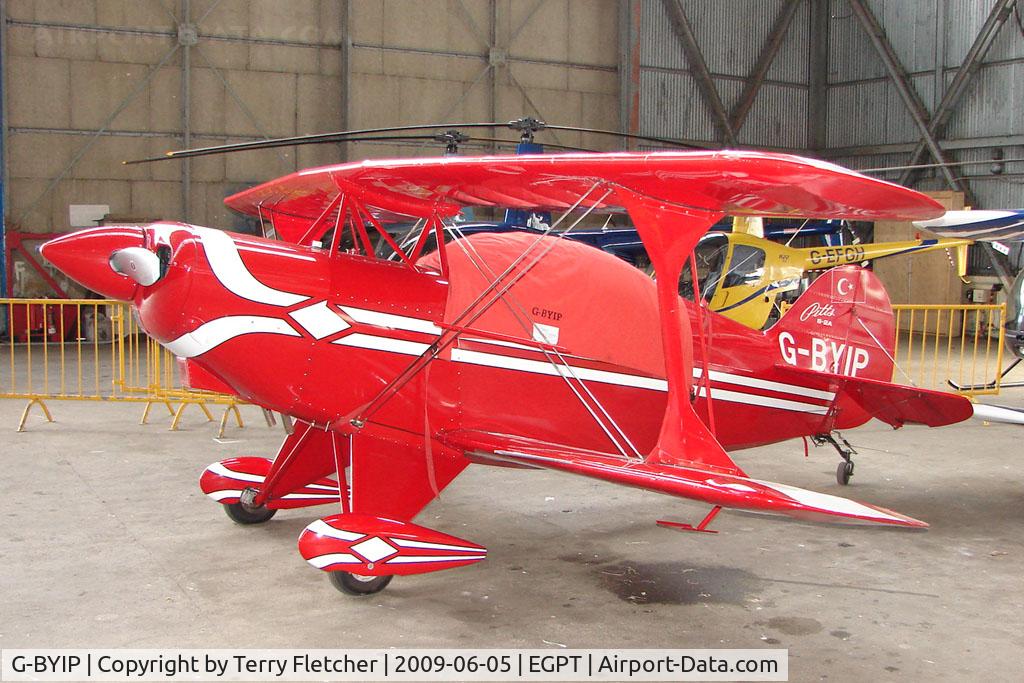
[442,430,926,528]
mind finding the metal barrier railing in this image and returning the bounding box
[1,298,255,433]
[110,301,249,434]
[891,303,1007,396]
[1,299,1010,433]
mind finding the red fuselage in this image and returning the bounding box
[110,223,870,455]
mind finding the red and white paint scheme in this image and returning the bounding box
[298,515,487,576]
[199,457,341,509]
[41,151,974,595]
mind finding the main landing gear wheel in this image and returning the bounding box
[328,571,393,596]
[813,432,858,486]
[836,460,855,486]
[222,488,276,525]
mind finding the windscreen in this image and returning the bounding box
[680,232,729,302]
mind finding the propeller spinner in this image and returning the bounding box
[40,226,151,300]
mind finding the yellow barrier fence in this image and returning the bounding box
[891,303,1007,396]
[1,298,257,434]
[2,299,1010,433]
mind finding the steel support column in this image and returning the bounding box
[932,0,946,113]
[899,0,1016,186]
[489,0,498,150]
[339,0,351,161]
[180,0,194,222]
[618,0,641,142]
[848,0,965,196]
[729,0,801,135]
[0,0,8,297]
[660,0,737,146]
[807,0,829,151]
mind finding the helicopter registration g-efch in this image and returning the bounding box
[42,150,973,596]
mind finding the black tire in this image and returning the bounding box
[328,571,393,596]
[836,460,854,486]
[222,500,277,525]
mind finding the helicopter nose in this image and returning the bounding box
[40,226,148,300]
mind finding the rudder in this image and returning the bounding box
[769,265,895,383]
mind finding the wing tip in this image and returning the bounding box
[749,477,928,528]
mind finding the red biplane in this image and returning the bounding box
[42,151,973,595]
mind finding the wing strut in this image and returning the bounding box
[613,188,740,475]
[442,220,643,460]
[340,182,613,431]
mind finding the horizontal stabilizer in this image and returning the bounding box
[446,431,925,528]
[775,366,973,428]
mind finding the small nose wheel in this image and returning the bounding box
[328,571,393,596]
[836,459,854,486]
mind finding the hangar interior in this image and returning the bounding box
[1,2,1022,682]
[3,1,1021,256]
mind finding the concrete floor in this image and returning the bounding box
[1,396,1022,681]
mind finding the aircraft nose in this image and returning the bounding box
[40,226,148,300]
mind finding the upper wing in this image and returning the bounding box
[915,209,1024,241]
[226,151,945,240]
[443,430,926,528]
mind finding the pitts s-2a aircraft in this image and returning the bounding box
[43,151,974,596]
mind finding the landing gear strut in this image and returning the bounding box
[812,432,857,485]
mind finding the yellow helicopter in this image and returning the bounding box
[679,217,971,329]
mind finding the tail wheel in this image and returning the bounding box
[328,571,393,596]
[836,460,854,486]
[222,500,277,525]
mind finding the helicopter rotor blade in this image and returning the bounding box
[540,124,710,149]
[122,122,515,164]
[122,117,709,165]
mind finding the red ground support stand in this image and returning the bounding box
[5,231,70,297]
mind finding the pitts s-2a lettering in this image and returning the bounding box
[42,151,975,596]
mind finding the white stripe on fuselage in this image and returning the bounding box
[694,367,834,401]
[450,348,669,392]
[696,386,828,415]
[165,315,300,358]
[339,306,443,335]
[326,307,833,409]
[197,227,308,306]
[333,333,433,356]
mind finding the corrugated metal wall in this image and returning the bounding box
[825,0,1023,211]
[637,0,810,149]
[635,0,1023,209]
